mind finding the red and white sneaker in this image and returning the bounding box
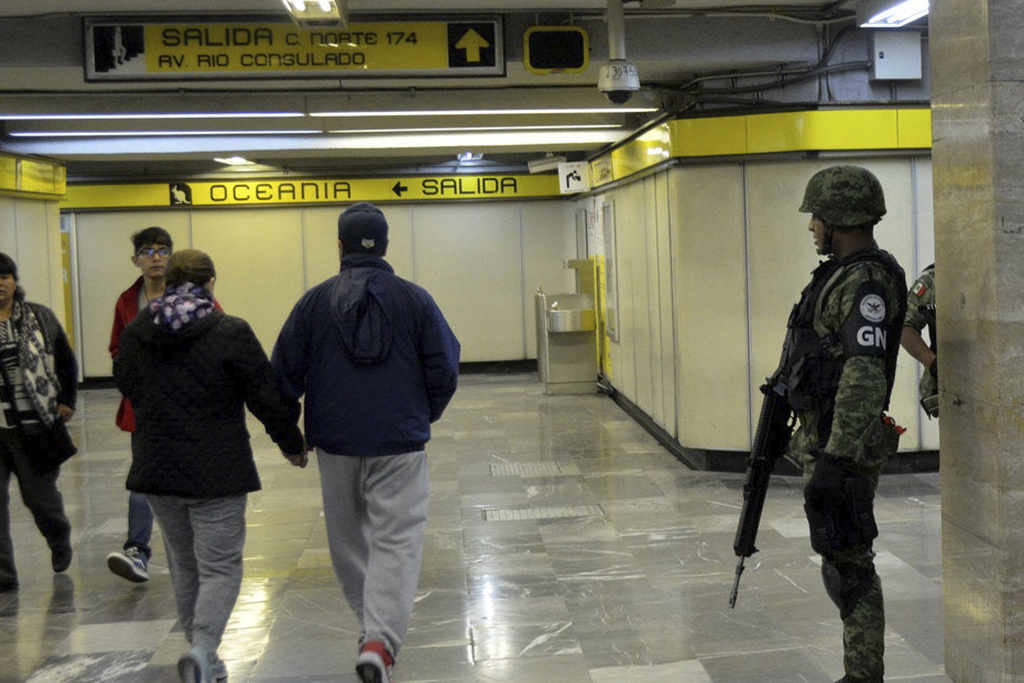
[355,640,394,683]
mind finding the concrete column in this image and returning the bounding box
[930,0,1024,681]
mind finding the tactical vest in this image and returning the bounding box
[779,249,906,415]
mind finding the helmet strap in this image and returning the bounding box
[821,223,835,255]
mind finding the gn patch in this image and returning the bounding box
[841,280,889,358]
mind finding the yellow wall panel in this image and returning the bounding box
[746,110,900,154]
[20,159,66,195]
[670,116,747,157]
[898,108,932,148]
[0,157,17,192]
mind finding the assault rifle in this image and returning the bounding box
[729,372,794,608]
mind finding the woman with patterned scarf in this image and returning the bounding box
[0,252,77,593]
[113,249,308,683]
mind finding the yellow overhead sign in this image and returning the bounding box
[85,18,503,80]
[61,175,561,210]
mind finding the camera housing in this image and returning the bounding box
[598,60,640,104]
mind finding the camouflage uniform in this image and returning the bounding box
[903,265,937,415]
[782,166,907,683]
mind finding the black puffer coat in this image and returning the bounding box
[114,307,303,498]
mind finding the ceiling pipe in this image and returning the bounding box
[606,0,627,62]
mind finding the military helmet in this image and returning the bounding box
[799,165,886,227]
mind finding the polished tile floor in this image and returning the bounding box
[1,372,950,683]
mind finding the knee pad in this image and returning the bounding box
[820,559,874,620]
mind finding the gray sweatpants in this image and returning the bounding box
[317,449,429,658]
[148,493,247,656]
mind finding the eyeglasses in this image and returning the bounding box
[137,247,171,258]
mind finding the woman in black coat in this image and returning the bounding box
[0,252,77,592]
[114,249,307,683]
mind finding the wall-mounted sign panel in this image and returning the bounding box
[84,18,504,80]
[524,26,588,74]
[62,174,559,210]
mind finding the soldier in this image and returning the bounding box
[782,166,907,683]
[900,264,938,417]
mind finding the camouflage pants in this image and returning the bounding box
[832,544,884,682]
[802,457,885,682]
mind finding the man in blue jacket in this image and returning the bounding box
[273,202,460,683]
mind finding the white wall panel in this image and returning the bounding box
[0,198,63,318]
[607,191,637,400]
[71,200,578,375]
[521,201,578,358]
[672,165,750,450]
[0,199,14,252]
[75,211,192,378]
[639,177,662,425]
[412,203,523,362]
[191,208,304,356]
[653,174,676,435]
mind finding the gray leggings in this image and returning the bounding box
[148,493,247,655]
[317,450,429,658]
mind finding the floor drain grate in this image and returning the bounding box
[490,462,564,477]
[483,504,604,522]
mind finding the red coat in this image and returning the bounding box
[110,277,222,431]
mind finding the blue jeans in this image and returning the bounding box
[125,490,153,561]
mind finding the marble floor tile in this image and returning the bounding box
[1,375,952,682]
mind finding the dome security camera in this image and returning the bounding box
[598,60,640,104]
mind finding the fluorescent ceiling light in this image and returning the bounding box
[859,0,929,27]
[1,112,303,121]
[321,130,623,149]
[311,107,657,117]
[214,156,254,165]
[328,124,619,134]
[280,0,347,28]
[7,130,317,137]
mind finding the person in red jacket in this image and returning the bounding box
[106,227,174,583]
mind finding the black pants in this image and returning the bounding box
[0,427,71,585]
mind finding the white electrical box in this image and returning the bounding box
[871,31,922,80]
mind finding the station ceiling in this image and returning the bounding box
[0,1,873,181]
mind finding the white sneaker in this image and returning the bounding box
[107,546,149,583]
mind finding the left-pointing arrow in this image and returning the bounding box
[392,181,408,197]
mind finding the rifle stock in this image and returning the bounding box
[729,374,793,608]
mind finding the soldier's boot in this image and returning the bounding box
[835,677,883,683]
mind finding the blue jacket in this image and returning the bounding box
[272,253,460,456]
